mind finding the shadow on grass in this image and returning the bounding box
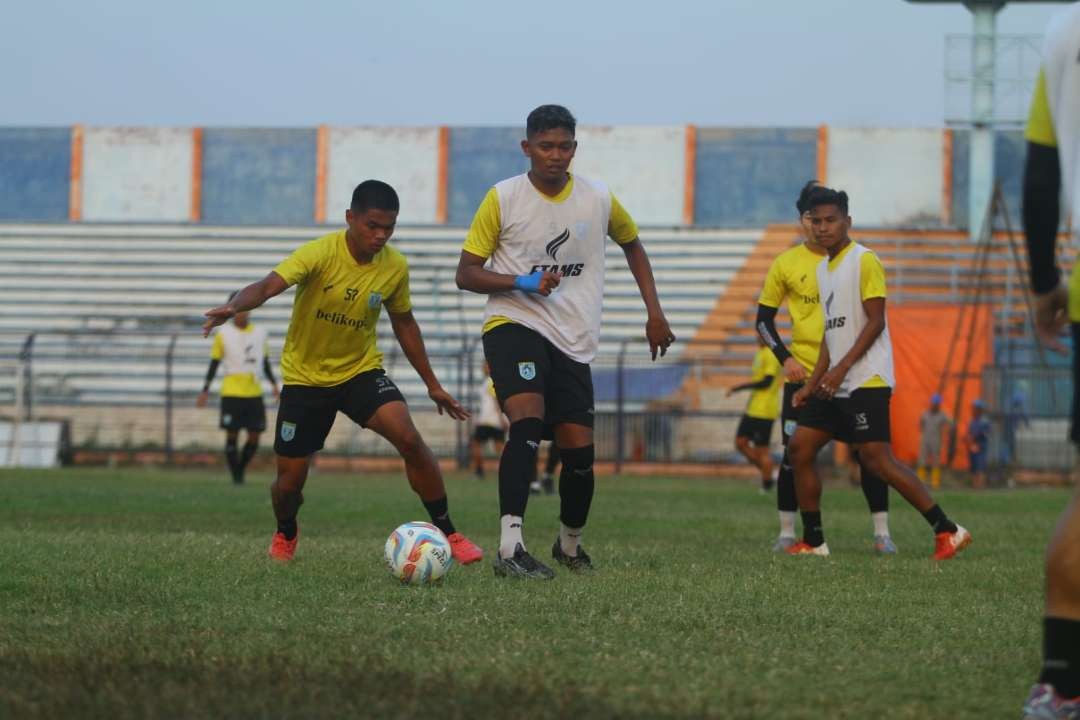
[1,650,719,720]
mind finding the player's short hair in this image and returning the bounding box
[795,180,821,215]
[350,180,399,213]
[805,186,849,215]
[526,105,576,138]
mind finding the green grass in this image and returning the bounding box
[0,467,1066,719]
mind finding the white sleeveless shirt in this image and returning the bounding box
[816,242,894,397]
[483,174,612,363]
[218,322,268,380]
[1041,4,1080,224]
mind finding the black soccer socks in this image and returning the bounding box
[558,444,595,530]
[422,495,457,537]
[1040,617,1080,698]
[499,418,543,517]
[921,504,958,534]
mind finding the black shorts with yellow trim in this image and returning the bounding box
[220,396,267,432]
[797,387,892,445]
[736,415,774,446]
[481,323,594,431]
[273,369,405,458]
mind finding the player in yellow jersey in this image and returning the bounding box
[727,338,782,492]
[1020,6,1080,716]
[456,105,674,579]
[197,294,279,485]
[755,181,895,554]
[201,180,483,566]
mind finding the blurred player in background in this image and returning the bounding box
[202,180,483,566]
[916,393,951,489]
[197,294,279,485]
[965,399,991,490]
[456,104,674,578]
[470,362,506,480]
[1020,10,1080,708]
[756,180,896,554]
[786,186,970,560]
[727,337,782,492]
[531,443,559,495]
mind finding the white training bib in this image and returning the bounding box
[483,174,612,363]
[1042,4,1080,224]
[816,243,894,397]
[218,323,267,380]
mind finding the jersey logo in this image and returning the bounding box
[545,229,570,261]
[518,361,536,380]
[855,413,869,431]
[344,288,359,302]
[825,291,834,316]
[368,292,382,309]
[280,422,296,442]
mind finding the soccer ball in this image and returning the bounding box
[384,521,454,585]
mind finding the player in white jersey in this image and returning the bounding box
[1020,5,1080,717]
[455,104,675,579]
[784,186,971,560]
[197,293,279,485]
[470,363,506,479]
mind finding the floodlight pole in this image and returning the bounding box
[967,1,1004,240]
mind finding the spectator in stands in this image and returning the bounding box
[917,393,952,489]
[470,363,507,480]
[197,293,278,485]
[1002,390,1031,470]
[966,399,992,489]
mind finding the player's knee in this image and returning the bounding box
[508,417,543,457]
[787,435,814,468]
[735,436,750,453]
[396,428,426,458]
[855,445,891,479]
[560,444,594,476]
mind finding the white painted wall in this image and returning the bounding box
[83,128,194,222]
[326,127,439,224]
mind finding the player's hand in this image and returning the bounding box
[646,315,676,360]
[429,386,470,421]
[514,270,561,296]
[792,386,811,408]
[202,304,236,337]
[814,365,848,400]
[1034,283,1069,354]
[196,390,209,408]
[782,358,807,383]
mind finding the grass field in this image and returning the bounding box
[0,467,1067,719]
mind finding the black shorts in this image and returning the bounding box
[473,425,505,443]
[780,382,803,447]
[482,323,594,430]
[273,369,406,458]
[1072,324,1080,445]
[220,396,267,432]
[736,415,773,446]
[797,387,892,445]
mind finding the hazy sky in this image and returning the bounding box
[1,0,1070,128]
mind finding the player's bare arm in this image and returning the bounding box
[202,272,289,336]
[388,309,469,421]
[454,251,561,296]
[621,239,675,360]
[814,296,886,399]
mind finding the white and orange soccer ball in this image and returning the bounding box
[384,521,454,585]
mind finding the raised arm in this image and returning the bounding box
[202,272,289,337]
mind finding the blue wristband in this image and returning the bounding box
[513,271,544,293]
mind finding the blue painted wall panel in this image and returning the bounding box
[695,128,816,227]
[950,130,1025,230]
[201,128,316,225]
[0,128,71,221]
[448,127,527,225]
